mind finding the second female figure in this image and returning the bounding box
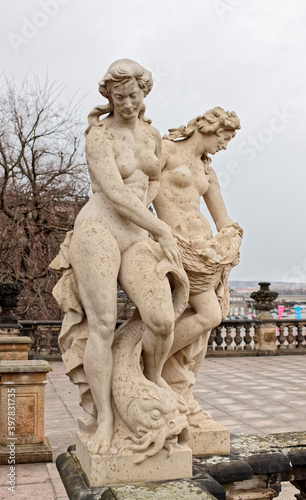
[154,107,243,424]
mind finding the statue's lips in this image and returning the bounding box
[122,109,135,115]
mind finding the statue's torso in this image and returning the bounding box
[154,143,213,240]
[74,121,160,252]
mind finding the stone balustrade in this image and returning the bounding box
[208,318,306,355]
[19,318,306,360]
[20,320,62,360]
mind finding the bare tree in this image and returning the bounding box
[0,74,89,319]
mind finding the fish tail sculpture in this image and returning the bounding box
[112,316,190,464]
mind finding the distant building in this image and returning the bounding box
[229,290,250,317]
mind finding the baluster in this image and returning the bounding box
[26,324,35,356]
[225,325,234,350]
[275,325,280,347]
[207,329,215,351]
[244,324,253,350]
[33,324,40,354]
[278,324,287,349]
[215,326,224,351]
[235,325,243,350]
[38,326,52,356]
[297,324,305,348]
[51,327,60,355]
[253,324,260,350]
[287,324,296,349]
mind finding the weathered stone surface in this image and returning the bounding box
[254,325,277,351]
[193,455,254,484]
[0,336,32,360]
[56,433,306,499]
[188,420,230,456]
[224,474,280,500]
[231,432,302,474]
[57,446,218,499]
[76,432,192,487]
[0,360,51,459]
[50,59,242,484]
[111,481,216,499]
[0,359,51,372]
[50,60,193,479]
[193,474,226,500]
[0,439,53,465]
[155,108,242,422]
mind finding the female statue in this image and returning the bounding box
[153,107,243,424]
[51,59,187,456]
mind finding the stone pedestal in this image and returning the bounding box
[251,283,278,352]
[76,432,192,487]
[0,360,53,464]
[254,323,277,352]
[59,431,306,499]
[0,335,32,360]
[187,420,230,456]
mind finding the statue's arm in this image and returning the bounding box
[86,128,180,265]
[203,165,234,231]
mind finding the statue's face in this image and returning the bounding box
[110,79,144,120]
[205,129,236,155]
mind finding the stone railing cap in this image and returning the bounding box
[0,360,52,372]
[0,336,32,343]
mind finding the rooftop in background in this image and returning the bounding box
[230,281,306,295]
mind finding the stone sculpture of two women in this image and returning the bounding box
[51,58,242,484]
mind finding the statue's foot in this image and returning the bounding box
[188,409,213,428]
[87,420,113,455]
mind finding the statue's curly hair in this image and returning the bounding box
[163,107,240,141]
[98,59,153,99]
[86,59,153,134]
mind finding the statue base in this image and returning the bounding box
[187,420,230,456]
[0,438,53,465]
[76,432,192,487]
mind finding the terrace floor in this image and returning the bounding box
[1,355,306,499]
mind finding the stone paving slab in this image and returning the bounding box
[1,356,305,498]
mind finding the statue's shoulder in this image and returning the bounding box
[161,138,176,156]
[141,121,161,143]
[86,121,114,144]
[85,123,115,160]
[205,163,219,184]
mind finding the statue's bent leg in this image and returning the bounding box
[163,289,221,417]
[119,243,175,386]
[69,225,121,455]
[168,289,221,357]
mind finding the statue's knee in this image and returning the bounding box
[89,312,117,343]
[198,309,222,331]
[149,314,174,337]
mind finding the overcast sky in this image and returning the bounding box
[1,0,306,283]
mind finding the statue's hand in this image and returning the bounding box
[157,228,182,268]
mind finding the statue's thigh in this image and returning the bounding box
[68,224,121,316]
[119,244,174,326]
[189,289,221,327]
